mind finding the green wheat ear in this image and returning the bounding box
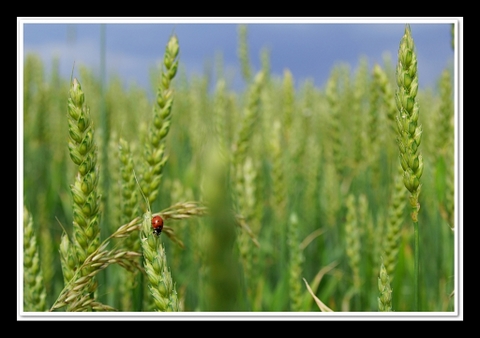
[435,69,454,229]
[118,138,141,310]
[141,34,179,205]
[378,262,393,311]
[238,24,252,83]
[66,77,101,309]
[395,24,423,311]
[288,212,303,311]
[59,231,77,286]
[382,165,407,279]
[140,226,180,311]
[134,171,179,311]
[23,206,47,311]
[344,193,362,311]
[395,25,423,209]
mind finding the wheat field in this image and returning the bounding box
[21,24,458,316]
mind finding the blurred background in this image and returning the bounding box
[21,18,456,97]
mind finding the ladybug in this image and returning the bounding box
[151,215,164,236]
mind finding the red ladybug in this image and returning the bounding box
[151,215,164,236]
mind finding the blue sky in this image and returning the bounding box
[20,18,459,97]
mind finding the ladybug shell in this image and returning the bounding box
[151,215,164,235]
